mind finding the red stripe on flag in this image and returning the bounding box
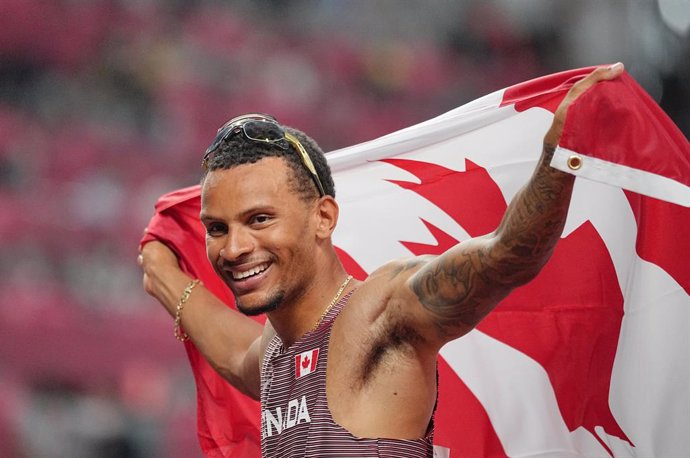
[626,192,690,294]
[500,67,595,113]
[560,72,690,189]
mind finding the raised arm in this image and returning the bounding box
[407,63,625,342]
[139,241,265,399]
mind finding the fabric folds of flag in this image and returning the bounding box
[141,187,263,458]
[142,67,689,457]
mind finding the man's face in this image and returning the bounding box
[200,157,318,315]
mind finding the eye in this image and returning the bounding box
[250,214,272,225]
[205,222,227,237]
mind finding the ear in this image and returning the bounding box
[314,196,339,239]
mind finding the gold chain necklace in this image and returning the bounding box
[311,275,353,332]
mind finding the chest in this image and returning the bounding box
[326,299,437,428]
[258,304,397,434]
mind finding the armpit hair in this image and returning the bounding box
[356,318,425,389]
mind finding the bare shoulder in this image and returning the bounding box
[368,255,435,282]
[334,255,441,356]
[343,256,434,320]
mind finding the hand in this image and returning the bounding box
[544,62,625,147]
[138,240,184,302]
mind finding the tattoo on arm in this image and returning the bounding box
[411,244,498,335]
[411,144,575,335]
[387,256,431,280]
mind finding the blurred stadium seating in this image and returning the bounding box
[1,0,687,456]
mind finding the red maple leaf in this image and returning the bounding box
[383,158,632,456]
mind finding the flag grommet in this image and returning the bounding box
[567,155,583,170]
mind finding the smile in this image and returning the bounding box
[232,262,270,280]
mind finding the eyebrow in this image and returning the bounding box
[200,205,277,223]
[199,213,215,223]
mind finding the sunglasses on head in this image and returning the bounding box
[202,113,326,197]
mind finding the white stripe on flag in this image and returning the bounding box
[552,146,690,207]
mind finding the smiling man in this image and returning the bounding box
[139,64,625,457]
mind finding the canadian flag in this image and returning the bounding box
[142,67,689,457]
[295,348,319,379]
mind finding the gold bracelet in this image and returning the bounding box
[174,279,201,342]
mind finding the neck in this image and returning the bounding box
[267,260,352,348]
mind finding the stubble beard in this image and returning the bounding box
[235,291,285,316]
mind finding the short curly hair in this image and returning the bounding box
[201,122,335,201]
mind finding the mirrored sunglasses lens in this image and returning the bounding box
[202,117,291,170]
[205,125,235,155]
[243,121,285,144]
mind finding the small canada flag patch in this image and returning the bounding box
[295,348,319,379]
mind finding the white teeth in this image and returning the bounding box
[233,263,268,280]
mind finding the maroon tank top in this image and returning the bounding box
[260,290,435,457]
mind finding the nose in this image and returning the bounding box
[219,227,254,262]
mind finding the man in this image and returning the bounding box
[139,64,625,457]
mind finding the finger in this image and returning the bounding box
[591,62,624,82]
[607,61,624,76]
[137,254,144,265]
[576,62,625,91]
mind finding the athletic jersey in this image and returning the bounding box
[260,290,435,457]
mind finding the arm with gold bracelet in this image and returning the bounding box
[139,240,263,399]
